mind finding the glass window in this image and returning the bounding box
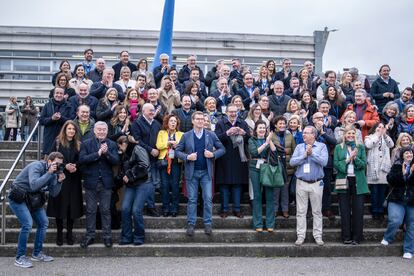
[13,60,38,71]
[13,51,39,57]
[39,61,51,72]
[0,50,12,56]
[0,59,11,71]
[39,52,52,57]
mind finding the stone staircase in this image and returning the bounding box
[0,142,403,257]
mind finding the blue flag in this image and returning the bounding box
[151,0,175,70]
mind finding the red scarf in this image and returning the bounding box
[407,117,414,124]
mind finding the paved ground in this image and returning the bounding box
[0,257,412,276]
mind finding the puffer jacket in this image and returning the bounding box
[386,163,414,206]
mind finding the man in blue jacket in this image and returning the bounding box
[176,111,226,236]
[90,68,124,101]
[69,83,98,120]
[79,121,119,248]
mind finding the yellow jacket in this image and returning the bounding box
[156,130,184,159]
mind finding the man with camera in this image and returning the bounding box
[8,152,65,268]
[79,121,119,248]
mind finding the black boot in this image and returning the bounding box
[56,219,63,246]
[66,219,74,245]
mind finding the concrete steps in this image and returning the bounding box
[2,215,388,229]
[0,242,403,257]
[1,228,401,244]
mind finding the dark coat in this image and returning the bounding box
[205,67,218,89]
[171,108,194,133]
[387,163,414,206]
[96,99,115,125]
[87,68,103,83]
[178,65,205,83]
[210,90,233,112]
[371,77,400,111]
[268,94,291,116]
[327,99,347,120]
[112,61,137,82]
[20,102,38,130]
[275,70,297,88]
[316,126,337,168]
[90,82,125,101]
[130,115,161,163]
[214,117,250,185]
[69,95,98,120]
[237,86,259,111]
[153,64,176,88]
[47,140,83,219]
[79,137,119,190]
[39,99,72,155]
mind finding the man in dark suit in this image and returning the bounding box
[175,111,226,236]
[79,121,119,248]
[112,50,137,82]
[237,73,259,111]
[130,103,162,217]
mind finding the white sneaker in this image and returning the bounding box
[295,238,304,246]
[31,252,54,262]
[403,252,413,259]
[14,256,33,268]
[315,238,324,246]
[381,239,389,246]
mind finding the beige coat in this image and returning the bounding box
[5,102,21,128]
[158,88,181,115]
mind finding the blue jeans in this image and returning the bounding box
[186,170,212,225]
[9,199,48,258]
[0,128,4,141]
[145,164,160,209]
[120,180,152,244]
[160,163,181,213]
[274,176,290,212]
[370,184,387,214]
[383,202,414,254]
[220,184,241,213]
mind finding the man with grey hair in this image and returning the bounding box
[268,80,291,116]
[90,68,124,101]
[79,121,119,248]
[178,55,205,84]
[69,82,98,119]
[131,103,162,217]
[290,125,328,246]
[153,53,175,88]
[349,67,370,93]
[276,58,298,88]
[112,50,137,82]
[88,58,106,83]
[205,59,225,90]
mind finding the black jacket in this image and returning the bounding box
[387,163,414,206]
[171,108,194,133]
[178,65,205,84]
[39,99,72,155]
[79,137,119,190]
[69,95,98,119]
[90,82,125,101]
[112,61,137,82]
[87,68,103,83]
[130,115,161,162]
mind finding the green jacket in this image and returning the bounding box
[333,143,369,195]
[248,137,269,171]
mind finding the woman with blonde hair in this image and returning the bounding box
[333,125,368,244]
[204,97,223,131]
[96,88,119,125]
[115,66,136,93]
[255,65,272,95]
[365,122,394,220]
[391,132,414,163]
[334,110,363,144]
[340,71,355,104]
[283,98,308,127]
[231,95,248,120]
[4,96,21,141]
[245,103,269,135]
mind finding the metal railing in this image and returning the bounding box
[0,120,42,245]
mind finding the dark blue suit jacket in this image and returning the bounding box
[175,129,225,180]
[79,137,119,190]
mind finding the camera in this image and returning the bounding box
[51,163,66,174]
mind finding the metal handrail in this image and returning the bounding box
[1,120,42,245]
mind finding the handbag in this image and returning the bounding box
[260,150,284,188]
[335,178,348,190]
[25,191,47,211]
[8,185,26,204]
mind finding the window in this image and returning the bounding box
[0,59,11,71]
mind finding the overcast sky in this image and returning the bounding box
[0,0,413,88]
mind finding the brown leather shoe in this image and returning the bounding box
[282,211,290,219]
[220,211,229,218]
[233,211,244,218]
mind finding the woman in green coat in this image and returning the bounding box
[248,120,277,232]
[333,125,369,245]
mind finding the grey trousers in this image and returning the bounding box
[85,181,112,239]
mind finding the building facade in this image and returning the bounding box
[0,25,330,107]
